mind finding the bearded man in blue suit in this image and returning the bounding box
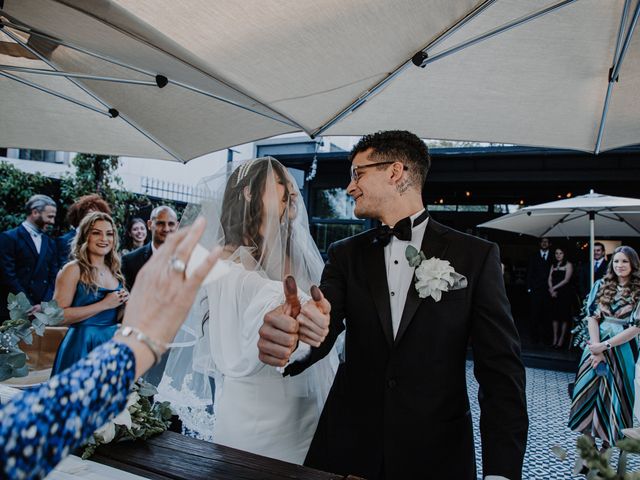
[0,194,58,320]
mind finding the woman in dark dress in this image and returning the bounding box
[548,246,574,348]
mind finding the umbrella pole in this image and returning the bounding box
[590,211,595,289]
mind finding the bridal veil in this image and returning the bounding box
[157,157,339,441]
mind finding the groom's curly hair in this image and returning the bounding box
[350,130,431,191]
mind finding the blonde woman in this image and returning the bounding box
[51,212,129,375]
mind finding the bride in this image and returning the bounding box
[158,157,339,464]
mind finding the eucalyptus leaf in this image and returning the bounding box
[12,364,29,378]
[137,384,158,398]
[5,351,27,368]
[0,365,14,382]
[31,319,46,336]
[405,245,418,259]
[21,331,33,345]
[15,292,32,311]
[9,307,26,321]
[550,445,567,461]
[572,457,583,475]
[405,245,423,267]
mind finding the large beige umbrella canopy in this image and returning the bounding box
[1,0,640,160]
[478,191,640,287]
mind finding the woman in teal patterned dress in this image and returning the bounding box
[568,246,640,449]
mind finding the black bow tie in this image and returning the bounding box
[373,210,428,247]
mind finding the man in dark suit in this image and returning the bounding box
[121,205,177,291]
[56,194,111,268]
[258,131,527,480]
[0,195,58,320]
[526,237,553,345]
[121,205,177,385]
[578,242,608,298]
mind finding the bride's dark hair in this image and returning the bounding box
[202,158,292,332]
[220,159,291,262]
[595,245,640,309]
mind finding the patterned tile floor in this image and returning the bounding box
[466,362,640,479]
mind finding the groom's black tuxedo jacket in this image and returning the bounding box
[286,218,528,480]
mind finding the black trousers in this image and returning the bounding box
[529,289,551,344]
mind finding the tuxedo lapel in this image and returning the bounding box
[394,219,449,346]
[18,225,38,258]
[363,239,394,347]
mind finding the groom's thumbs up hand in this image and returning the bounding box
[298,285,331,348]
[258,276,301,367]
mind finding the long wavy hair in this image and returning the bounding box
[71,211,125,289]
[596,246,640,309]
[219,159,291,261]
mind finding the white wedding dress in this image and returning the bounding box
[161,260,338,464]
[158,156,338,464]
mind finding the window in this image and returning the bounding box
[457,205,489,212]
[314,188,356,219]
[310,188,365,254]
[311,221,367,254]
[493,204,524,214]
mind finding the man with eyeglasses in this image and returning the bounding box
[258,130,527,480]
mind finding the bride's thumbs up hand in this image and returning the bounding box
[298,286,330,347]
[258,276,301,367]
[283,275,301,318]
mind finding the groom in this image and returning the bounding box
[258,130,528,479]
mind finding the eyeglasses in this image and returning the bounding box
[350,161,408,183]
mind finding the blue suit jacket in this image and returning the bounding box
[56,229,76,269]
[0,225,58,314]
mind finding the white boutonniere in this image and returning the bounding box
[405,245,468,302]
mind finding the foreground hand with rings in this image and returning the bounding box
[0,217,221,480]
[114,216,221,377]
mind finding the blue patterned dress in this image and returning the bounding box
[568,280,640,444]
[0,340,135,480]
[51,282,121,376]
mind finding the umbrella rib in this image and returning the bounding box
[0,64,159,86]
[2,26,187,162]
[611,213,640,235]
[1,6,305,132]
[594,0,639,154]
[414,0,577,69]
[310,0,499,138]
[312,0,577,137]
[539,211,575,237]
[0,70,114,117]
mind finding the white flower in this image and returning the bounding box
[414,257,466,302]
[93,391,139,443]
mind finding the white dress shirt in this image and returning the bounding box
[383,210,428,338]
[22,221,43,254]
[540,250,548,261]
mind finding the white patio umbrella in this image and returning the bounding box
[1,0,640,160]
[478,191,640,287]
